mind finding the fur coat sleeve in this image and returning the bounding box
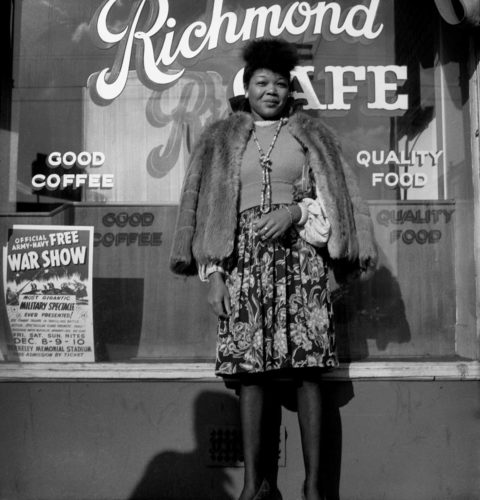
[337,150,378,279]
[169,123,215,275]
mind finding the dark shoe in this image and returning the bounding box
[253,479,270,500]
[268,487,283,500]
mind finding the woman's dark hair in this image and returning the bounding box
[242,38,299,87]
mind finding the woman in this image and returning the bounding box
[171,39,377,500]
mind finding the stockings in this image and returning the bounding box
[238,379,323,500]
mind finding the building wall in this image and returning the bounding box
[0,380,479,500]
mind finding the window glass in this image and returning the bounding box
[0,0,476,363]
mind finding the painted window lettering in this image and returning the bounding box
[89,0,387,104]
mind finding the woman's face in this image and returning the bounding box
[245,68,290,121]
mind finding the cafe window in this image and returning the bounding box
[0,0,478,378]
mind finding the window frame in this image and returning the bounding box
[1,16,479,383]
[0,361,479,381]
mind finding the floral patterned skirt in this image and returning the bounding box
[215,205,338,381]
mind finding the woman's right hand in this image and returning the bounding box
[208,272,231,318]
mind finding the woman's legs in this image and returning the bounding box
[297,379,323,500]
[238,378,324,499]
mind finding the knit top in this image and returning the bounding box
[239,120,306,213]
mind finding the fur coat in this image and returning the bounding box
[170,111,377,279]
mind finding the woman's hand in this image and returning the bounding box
[254,205,301,241]
[207,272,231,318]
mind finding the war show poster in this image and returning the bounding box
[3,225,94,362]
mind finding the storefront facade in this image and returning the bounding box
[0,1,479,499]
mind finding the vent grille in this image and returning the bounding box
[206,425,286,467]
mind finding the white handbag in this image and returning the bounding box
[296,188,331,247]
[295,164,331,247]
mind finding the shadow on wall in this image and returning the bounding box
[333,256,411,361]
[128,382,354,500]
[129,390,238,500]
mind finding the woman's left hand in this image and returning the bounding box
[254,206,300,241]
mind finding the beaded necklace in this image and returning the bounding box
[251,117,288,213]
